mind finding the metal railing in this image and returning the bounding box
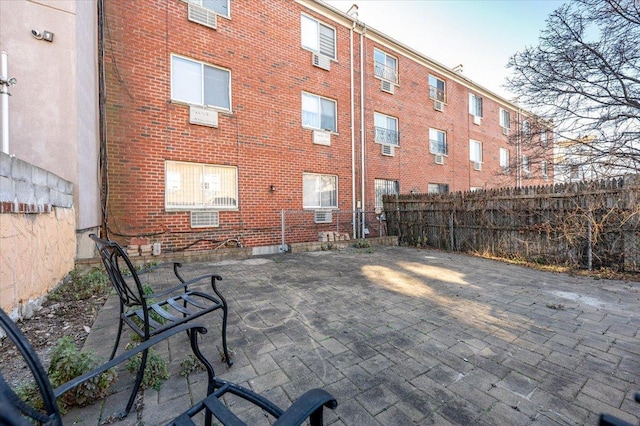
[374,62,398,83]
[374,127,400,146]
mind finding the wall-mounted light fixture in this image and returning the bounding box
[32,30,54,42]
[270,185,276,192]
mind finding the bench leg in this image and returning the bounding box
[120,348,148,418]
[221,304,232,367]
[109,315,124,361]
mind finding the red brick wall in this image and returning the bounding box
[104,0,552,251]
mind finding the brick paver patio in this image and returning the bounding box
[63,246,640,425]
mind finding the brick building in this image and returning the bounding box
[102,0,553,253]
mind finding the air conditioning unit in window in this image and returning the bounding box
[381,80,394,94]
[191,210,219,228]
[312,53,331,71]
[435,154,444,165]
[314,210,333,224]
[473,161,482,171]
[381,144,395,156]
[313,129,331,146]
[473,115,482,125]
[502,127,509,136]
[187,3,217,30]
[434,101,444,112]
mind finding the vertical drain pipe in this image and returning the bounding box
[0,51,17,155]
[350,21,356,238]
[359,25,366,238]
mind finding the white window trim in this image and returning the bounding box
[303,172,338,209]
[165,160,238,211]
[301,14,337,60]
[499,108,511,129]
[171,54,232,111]
[373,48,398,83]
[500,147,510,170]
[469,93,483,118]
[183,0,231,19]
[428,75,446,103]
[374,112,399,146]
[429,128,447,155]
[301,92,337,132]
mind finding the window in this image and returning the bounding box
[541,160,548,178]
[540,130,548,147]
[302,92,337,132]
[187,0,229,17]
[429,128,447,155]
[522,156,531,175]
[500,148,510,171]
[303,173,337,209]
[374,179,399,209]
[301,15,336,59]
[428,75,446,102]
[500,108,510,130]
[428,183,449,194]
[165,161,237,210]
[374,48,398,83]
[469,93,483,117]
[374,113,399,146]
[171,55,231,110]
[522,120,531,138]
[470,139,482,163]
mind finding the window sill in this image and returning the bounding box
[303,126,338,136]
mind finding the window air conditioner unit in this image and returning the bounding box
[313,129,331,146]
[381,144,395,156]
[502,127,509,136]
[435,154,444,165]
[473,115,482,125]
[312,53,331,71]
[473,161,482,171]
[191,210,219,228]
[188,3,217,30]
[314,210,333,224]
[381,80,394,94]
[434,101,444,112]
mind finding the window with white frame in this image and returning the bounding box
[522,120,531,138]
[302,92,337,132]
[541,160,548,178]
[171,55,231,110]
[374,48,398,83]
[540,130,548,147]
[429,128,447,155]
[165,161,237,210]
[522,155,531,175]
[428,75,446,102]
[500,108,510,130]
[301,15,336,59]
[186,0,230,17]
[469,93,483,117]
[470,139,482,163]
[303,173,337,209]
[500,148,510,171]
[374,112,399,146]
[374,179,399,209]
[428,183,449,194]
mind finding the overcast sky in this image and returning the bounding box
[323,0,566,100]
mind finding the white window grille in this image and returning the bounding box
[374,48,398,83]
[428,75,446,102]
[428,183,449,194]
[429,128,447,155]
[374,112,399,146]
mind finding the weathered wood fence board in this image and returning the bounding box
[383,177,640,271]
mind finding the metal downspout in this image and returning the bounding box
[360,25,366,237]
[350,22,356,238]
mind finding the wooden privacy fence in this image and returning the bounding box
[383,176,640,272]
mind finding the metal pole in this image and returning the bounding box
[1,51,11,154]
[280,209,286,252]
[587,217,592,271]
[449,212,454,250]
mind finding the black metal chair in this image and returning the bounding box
[0,307,338,425]
[89,233,232,416]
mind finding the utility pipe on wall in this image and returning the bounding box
[0,51,17,155]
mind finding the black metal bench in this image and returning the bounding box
[0,307,338,425]
[90,233,233,416]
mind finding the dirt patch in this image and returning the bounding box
[0,279,109,388]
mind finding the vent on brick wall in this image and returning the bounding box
[314,210,333,224]
[312,53,331,71]
[381,144,395,156]
[313,129,331,146]
[191,210,219,228]
[381,80,394,94]
[434,101,444,112]
[435,154,444,165]
[188,3,217,29]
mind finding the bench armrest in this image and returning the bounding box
[54,323,210,398]
[144,274,224,300]
[273,389,337,426]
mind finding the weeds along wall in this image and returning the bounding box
[383,176,640,272]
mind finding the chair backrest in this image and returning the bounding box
[89,233,145,308]
[0,308,62,425]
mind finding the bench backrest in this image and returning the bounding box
[89,233,146,309]
[0,308,62,425]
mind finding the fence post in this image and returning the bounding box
[280,209,286,252]
[587,216,592,271]
[449,211,454,251]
